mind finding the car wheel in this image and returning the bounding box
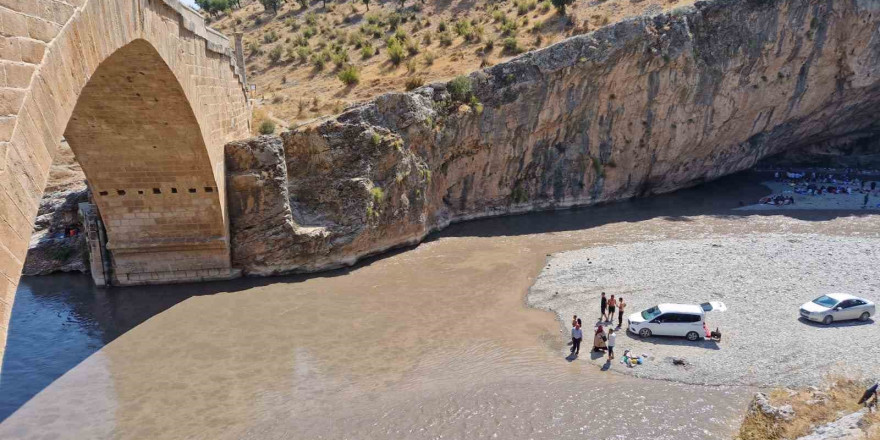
[639,328,652,338]
[686,331,700,341]
[860,312,870,322]
[823,315,833,325]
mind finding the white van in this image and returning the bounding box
[627,302,726,341]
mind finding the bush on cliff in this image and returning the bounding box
[448,76,472,102]
[259,120,276,135]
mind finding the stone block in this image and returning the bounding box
[0,87,24,115]
[0,9,28,38]
[2,61,33,88]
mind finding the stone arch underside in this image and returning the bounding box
[65,39,232,285]
[0,0,250,361]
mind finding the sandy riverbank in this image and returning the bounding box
[528,234,880,387]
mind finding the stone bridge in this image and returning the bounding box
[0,0,250,355]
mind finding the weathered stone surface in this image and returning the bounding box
[749,392,796,423]
[22,187,89,276]
[226,0,880,275]
[0,0,249,366]
[795,409,868,440]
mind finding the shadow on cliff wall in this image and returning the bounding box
[1,170,875,422]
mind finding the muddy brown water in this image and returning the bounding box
[2,172,878,439]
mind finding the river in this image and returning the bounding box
[2,171,877,439]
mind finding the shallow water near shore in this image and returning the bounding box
[2,172,879,439]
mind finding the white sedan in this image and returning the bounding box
[799,293,875,325]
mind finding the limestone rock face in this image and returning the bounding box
[226,0,880,275]
[22,188,90,276]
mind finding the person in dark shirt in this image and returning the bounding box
[600,292,608,322]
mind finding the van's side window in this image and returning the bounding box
[682,314,701,323]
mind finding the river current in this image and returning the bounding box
[2,172,878,439]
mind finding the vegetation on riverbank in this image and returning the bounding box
[737,377,880,440]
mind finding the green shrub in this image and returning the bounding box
[502,37,522,54]
[306,12,318,25]
[296,45,311,62]
[438,31,453,46]
[337,65,360,85]
[438,20,448,32]
[268,45,283,63]
[387,12,402,29]
[311,52,328,70]
[262,30,280,44]
[387,37,405,64]
[539,0,552,12]
[406,39,420,55]
[455,19,474,39]
[259,120,276,135]
[331,50,349,69]
[405,76,425,91]
[448,75,472,102]
[361,43,376,59]
[423,51,436,65]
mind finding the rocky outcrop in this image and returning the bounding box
[22,188,90,276]
[761,134,880,170]
[226,0,880,275]
[796,409,869,440]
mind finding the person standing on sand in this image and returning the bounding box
[600,292,608,322]
[572,315,578,328]
[607,328,616,360]
[570,322,583,355]
[607,295,617,324]
[617,297,626,328]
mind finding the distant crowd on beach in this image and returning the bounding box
[569,292,625,362]
[756,167,880,208]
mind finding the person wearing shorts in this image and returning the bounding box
[607,295,617,324]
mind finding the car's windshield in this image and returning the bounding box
[812,295,839,308]
[641,306,662,320]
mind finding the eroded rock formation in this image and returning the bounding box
[227,0,880,275]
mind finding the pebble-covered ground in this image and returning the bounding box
[527,234,880,387]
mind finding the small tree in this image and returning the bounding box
[550,0,574,15]
[259,0,285,13]
[362,0,369,11]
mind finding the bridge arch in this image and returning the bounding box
[0,0,250,351]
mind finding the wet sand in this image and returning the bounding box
[2,172,879,439]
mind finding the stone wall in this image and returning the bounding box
[0,0,249,364]
[227,0,880,275]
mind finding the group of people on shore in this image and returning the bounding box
[759,167,880,207]
[569,292,626,362]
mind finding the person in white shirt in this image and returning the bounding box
[607,328,616,360]
[570,321,583,355]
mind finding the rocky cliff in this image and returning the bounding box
[227,0,880,275]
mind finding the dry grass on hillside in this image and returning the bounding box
[43,0,695,191]
[737,376,880,440]
[206,0,695,132]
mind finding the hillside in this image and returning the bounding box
[206,0,695,131]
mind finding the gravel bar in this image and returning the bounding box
[527,234,880,387]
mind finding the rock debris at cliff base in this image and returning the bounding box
[528,234,880,387]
